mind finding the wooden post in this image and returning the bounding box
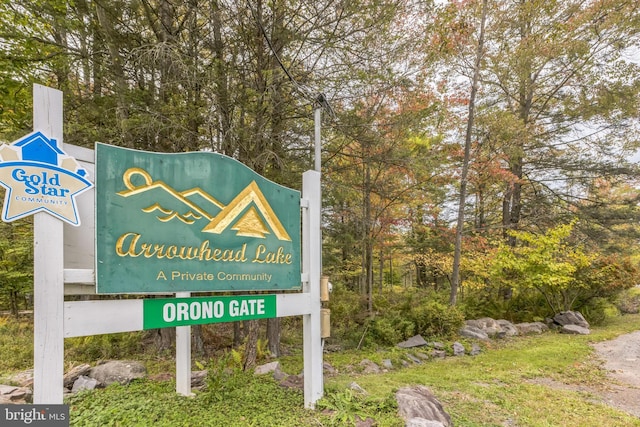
[33,84,65,404]
[175,292,193,396]
[302,170,323,408]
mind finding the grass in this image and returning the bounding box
[2,314,640,426]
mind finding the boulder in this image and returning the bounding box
[497,319,519,337]
[407,419,447,427]
[0,384,32,404]
[406,354,423,364]
[459,325,490,340]
[430,350,447,359]
[71,375,98,393]
[453,342,465,356]
[88,360,146,386]
[396,386,452,427]
[191,370,208,388]
[553,311,589,329]
[350,382,367,395]
[398,335,429,348]
[255,361,281,376]
[64,363,91,389]
[466,317,502,337]
[359,359,381,374]
[560,324,590,335]
[323,362,338,375]
[515,322,548,335]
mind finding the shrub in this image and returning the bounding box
[366,291,465,346]
[410,300,465,338]
[579,297,620,325]
[369,316,415,346]
[616,287,640,314]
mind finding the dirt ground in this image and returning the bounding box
[591,330,640,418]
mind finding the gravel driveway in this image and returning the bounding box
[592,330,640,417]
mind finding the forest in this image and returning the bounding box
[1,0,640,357]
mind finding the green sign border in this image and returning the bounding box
[143,295,277,329]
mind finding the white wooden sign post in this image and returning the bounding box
[33,84,65,404]
[24,85,324,408]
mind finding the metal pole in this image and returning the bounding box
[314,106,321,172]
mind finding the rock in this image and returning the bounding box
[515,322,548,335]
[430,342,445,350]
[560,324,590,335]
[396,385,452,427]
[453,342,465,356]
[323,362,338,375]
[71,375,98,393]
[191,370,208,388]
[255,361,280,375]
[459,325,490,340]
[88,360,147,386]
[398,335,429,348]
[359,359,381,374]
[415,351,429,360]
[497,319,519,337]
[470,343,482,356]
[430,350,446,358]
[466,317,502,336]
[406,354,423,364]
[553,311,589,329]
[0,385,18,395]
[64,363,91,389]
[0,384,32,404]
[407,419,447,427]
[382,359,394,369]
[350,382,367,394]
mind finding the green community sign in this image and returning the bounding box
[143,295,277,329]
[95,143,301,293]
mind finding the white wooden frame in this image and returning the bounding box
[32,85,324,408]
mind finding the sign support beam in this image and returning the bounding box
[175,292,193,396]
[33,84,65,404]
[302,170,323,408]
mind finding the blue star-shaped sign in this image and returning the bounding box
[0,132,93,226]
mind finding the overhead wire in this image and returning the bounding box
[246,1,335,119]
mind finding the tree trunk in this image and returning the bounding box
[266,318,281,357]
[153,328,175,352]
[243,320,260,370]
[10,289,19,317]
[233,322,244,347]
[193,325,204,355]
[451,0,488,306]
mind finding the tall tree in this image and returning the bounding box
[481,0,640,243]
[451,0,488,306]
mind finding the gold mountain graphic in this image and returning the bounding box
[202,181,291,241]
[117,168,291,241]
